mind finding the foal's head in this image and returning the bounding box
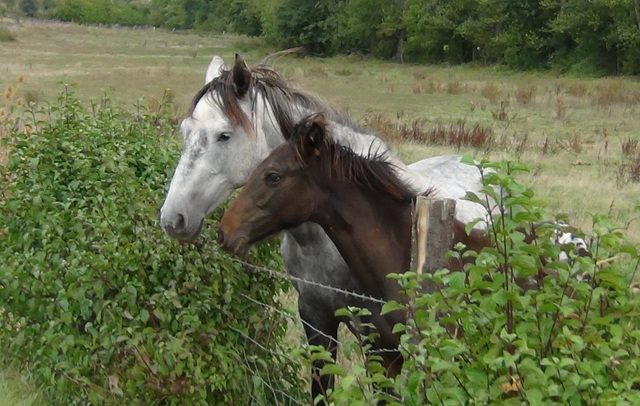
[218,113,413,255]
[218,115,328,255]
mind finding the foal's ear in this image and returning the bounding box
[205,55,227,84]
[300,115,326,157]
[233,53,252,98]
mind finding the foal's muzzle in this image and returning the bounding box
[216,227,249,257]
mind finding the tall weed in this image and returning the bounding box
[362,112,494,150]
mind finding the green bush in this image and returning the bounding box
[303,159,640,405]
[0,87,305,404]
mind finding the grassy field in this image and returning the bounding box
[3,20,639,237]
[0,366,43,406]
[2,19,640,403]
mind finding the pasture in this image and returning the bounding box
[3,20,640,239]
[1,19,640,403]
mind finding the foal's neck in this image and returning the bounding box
[311,183,413,302]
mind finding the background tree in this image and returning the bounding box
[268,0,343,55]
[36,0,640,74]
[19,0,38,17]
[334,0,403,58]
[404,0,479,64]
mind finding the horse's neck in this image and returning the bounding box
[325,122,427,194]
[262,97,426,192]
[258,94,322,150]
[256,95,294,151]
[312,184,413,301]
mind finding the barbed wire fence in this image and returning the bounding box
[199,221,592,404]
[203,253,397,405]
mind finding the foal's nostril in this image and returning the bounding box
[216,228,225,245]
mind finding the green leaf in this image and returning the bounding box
[139,309,149,324]
[511,255,538,277]
[381,300,405,315]
[460,155,477,166]
[465,218,484,235]
[526,388,543,405]
[319,363,344,376]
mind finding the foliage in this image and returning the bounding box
[19,0,38,17]
[51,0,124,25]
[42,0,640,74]
[0,86,306,404]
[191,0,264,35]
[331,0,401,58]
[267,0,342,55]
[299,159,640,405]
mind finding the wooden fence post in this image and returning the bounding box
[410,197,457,277]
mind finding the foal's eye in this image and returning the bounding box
[217,132,231,142]
[265,172,281,184]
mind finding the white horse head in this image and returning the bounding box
[162,55,258,240]
[160,54,324,240]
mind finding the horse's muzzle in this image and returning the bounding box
[217,227,249,257]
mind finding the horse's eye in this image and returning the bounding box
[217,132,231,142]
[265,172,281,184]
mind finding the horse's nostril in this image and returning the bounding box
[216,229,225,245]
[174,214,186,230]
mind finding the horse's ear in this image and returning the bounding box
[205,55,227,84]
[233,53,252,98]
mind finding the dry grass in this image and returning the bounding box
[413,71,427,81]
[0,26,15,42]
[554,97,567,119]
[515,85,535,105]
[481,81,500,103]
[445,79,463,94]
[491,100,510,121]
[617,139,640,184]
[305,65,328,78]
[362,112,494,150]
[0,355,44,406]
[0,20,265,111]
[590,78,640,107]
[566,82,588,98]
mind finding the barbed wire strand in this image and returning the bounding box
[229,328,307,406]
[233,353,305,406]
[230,257,387,305]
[239,292,400,356]
[229,326,302,366]
[238,292,341,347]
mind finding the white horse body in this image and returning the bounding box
[159,54,492,399]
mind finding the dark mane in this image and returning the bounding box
[190,65,362,138]
[290,115,430,202]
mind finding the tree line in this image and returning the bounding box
[9,0,640,75]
